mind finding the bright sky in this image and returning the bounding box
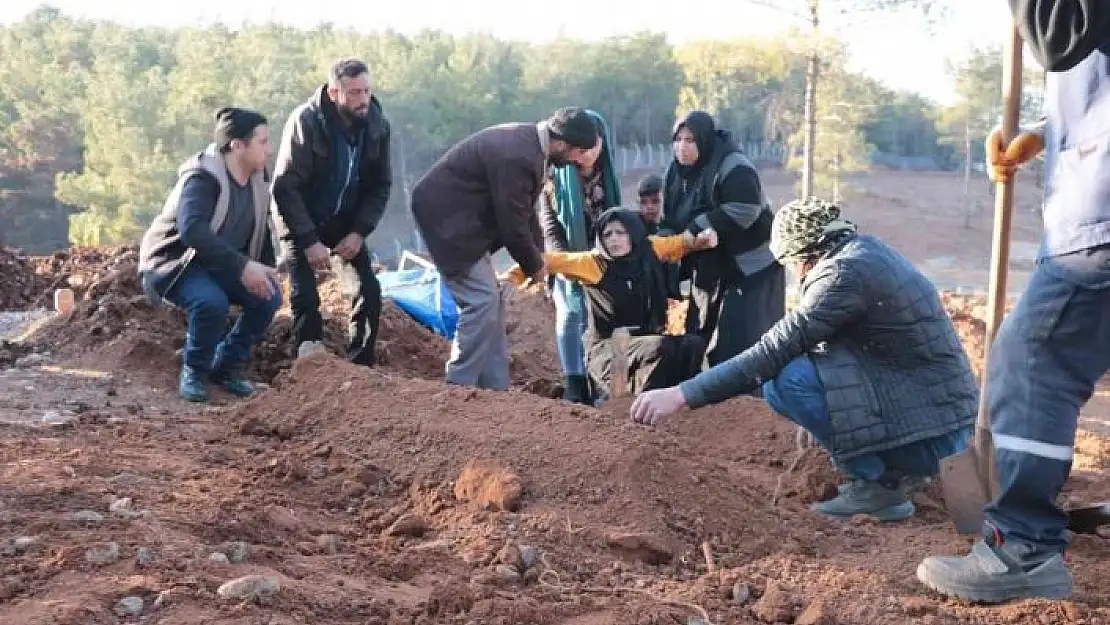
[3,1,1016,105]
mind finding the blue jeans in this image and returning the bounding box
[552,276,587,376]
[762,355,971,481]
[984,245,1110,552]
[165,263,282,374]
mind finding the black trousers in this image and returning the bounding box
[685,258,786,367]
[287,223,381,367]
[588,333,706,397]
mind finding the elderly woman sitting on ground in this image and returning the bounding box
[629,197,977,522]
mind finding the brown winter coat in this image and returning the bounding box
[411,123,549,277]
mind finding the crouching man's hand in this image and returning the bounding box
[630,386,688,426]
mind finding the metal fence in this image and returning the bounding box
[612,141,788,174]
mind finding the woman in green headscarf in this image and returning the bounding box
[538,110,622,404]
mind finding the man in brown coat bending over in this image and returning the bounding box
[412,107,599,390]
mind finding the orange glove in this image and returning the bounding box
[500,265,527,286]
[986,126,1045,183]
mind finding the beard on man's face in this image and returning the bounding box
[339,103,369,122]
[549,148,571,167]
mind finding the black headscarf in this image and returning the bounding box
[592,207,669,334]
[671,110,718,180]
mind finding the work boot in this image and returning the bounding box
[179,365,208,403]
[917,530,1073,603]
[837,474,928,495]
[210,365,254,398]
[562,374,592,405]
[813,478,915,521]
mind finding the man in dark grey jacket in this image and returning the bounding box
[630,198,976,521]
[271,58,391,366]
[139,107,281,402]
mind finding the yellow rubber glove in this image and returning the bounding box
[985,126,1045,183]
[501,264,527,286]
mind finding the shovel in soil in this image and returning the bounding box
[1067,502,1110,534]
[609,327,632,399]
[940,25,1023,535]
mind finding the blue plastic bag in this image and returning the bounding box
[378,266,459,339]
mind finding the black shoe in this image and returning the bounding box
[563,374,592,405]
[210,365,254,398]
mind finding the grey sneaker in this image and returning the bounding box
[917,537,1073,603]
[813,479,915,521]
[837,474,928,495]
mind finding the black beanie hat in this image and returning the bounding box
[214,107,268,151]
[547,107,599,150]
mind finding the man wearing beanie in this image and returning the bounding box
[139,107,281,402]
[271,58,392,367]
[412,106,599,390]
[629,198,976,522]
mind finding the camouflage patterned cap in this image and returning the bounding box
[769,197,857,262]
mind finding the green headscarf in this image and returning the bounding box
[552,110,622,252]
[551,110,622,314]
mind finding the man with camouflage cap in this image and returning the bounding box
[628,197,977,521]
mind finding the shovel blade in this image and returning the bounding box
[1067,503,1110,534]
[939,447,990,534]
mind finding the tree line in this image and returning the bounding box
[0,5,1020,253]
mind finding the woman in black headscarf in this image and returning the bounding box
[662,110,786,369]
[503,208,713,399]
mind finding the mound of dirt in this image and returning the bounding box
[30,245,143,303]
[2,349,1110,624]
[504,285,562,397]
[26,246,186,365]
[0,246,47,311]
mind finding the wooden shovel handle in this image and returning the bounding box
[974,25,1023,495]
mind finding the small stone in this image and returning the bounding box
[152,589,174,610]
[494,564,521,586]
[339,381,352,392]
[316,534,341,555]
[2,536,40,556]
[114,595,143,617]
[42,410,77,427]
[225,541,250,563]
[217,574,281,601]
[518,544,539,570]
[208,552,230,564]
[85,542,120,565]
[497,543,523,571]
[109,497,134,515]
[264,505,299,532]
[136,547,156,565]
[385,513,429,537]
[732,582,752,604]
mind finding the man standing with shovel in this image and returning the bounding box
[917,0,1110,603]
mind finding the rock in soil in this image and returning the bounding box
[216,575,281,601]
[454,459,523,512]
[113,595,144,617]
